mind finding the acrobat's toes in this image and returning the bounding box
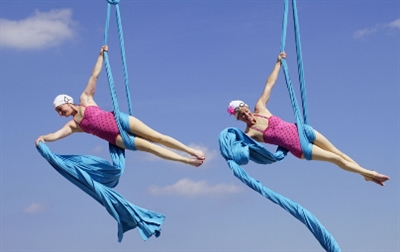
[364,176,384,186]
[188,158,204,167]
[364,172,390,186]
[374,173,390,184]
[192,149,205,160]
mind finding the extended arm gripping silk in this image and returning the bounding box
[218,0,341,251]
[36,0,165,242]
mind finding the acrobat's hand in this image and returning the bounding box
[35,136,45,146]
[100,45,108,56]
[278,51,286,62]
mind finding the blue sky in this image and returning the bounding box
[1,0,399,251]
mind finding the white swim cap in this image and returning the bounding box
[227,100,248,118]
[53,94,73,108]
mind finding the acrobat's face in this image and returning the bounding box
[55,104,73,117]
[237,106,255,125]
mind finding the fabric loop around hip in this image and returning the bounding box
[107,0,120,5]
[119,112,136,151]
[299,124,316,161]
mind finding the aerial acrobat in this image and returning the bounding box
[36,0,204,242]
[35,45,205,167]
[219,0,389,251]
[226,51,389,186]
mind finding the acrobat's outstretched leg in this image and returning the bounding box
[312,130,358,164]
[125,116,205,160]
[115,134,203,167]
[310,130,389,185]
[310,144,390,186]
[135,137,203,167]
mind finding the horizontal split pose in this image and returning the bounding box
[228,52,389,186]
[36,45,205,167]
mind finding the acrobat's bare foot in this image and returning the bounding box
[188,158,204,167]
[192,149,205,160]
[363,172,390,186]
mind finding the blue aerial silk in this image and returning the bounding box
[37,142,165,242]
[219,129,340,252]
[218,0,341,251]
[36,0,165,242]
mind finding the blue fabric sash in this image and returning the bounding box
[219,128,340,252]
[37,142,165,242]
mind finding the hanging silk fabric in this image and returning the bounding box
[37,0,165,242]
[218,0,341,251]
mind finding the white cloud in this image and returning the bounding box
[353,27,379,39]
[91,145,104,154]
[148,178,243,197]
[387,18,400,28]
[353,18,400,39]
[24,202,47,214]
[0,9,77,50]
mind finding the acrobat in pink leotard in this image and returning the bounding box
[250,114,303,158]
[75,106,120,145]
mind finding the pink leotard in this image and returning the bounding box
[250,114,303,158]
[75,106,120,145]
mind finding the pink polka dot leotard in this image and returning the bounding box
[250,114,303,158]
[75,106,120,145]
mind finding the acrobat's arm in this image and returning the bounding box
[79,45,108,106]
[35,120,82,146]
[254,52,286,113]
